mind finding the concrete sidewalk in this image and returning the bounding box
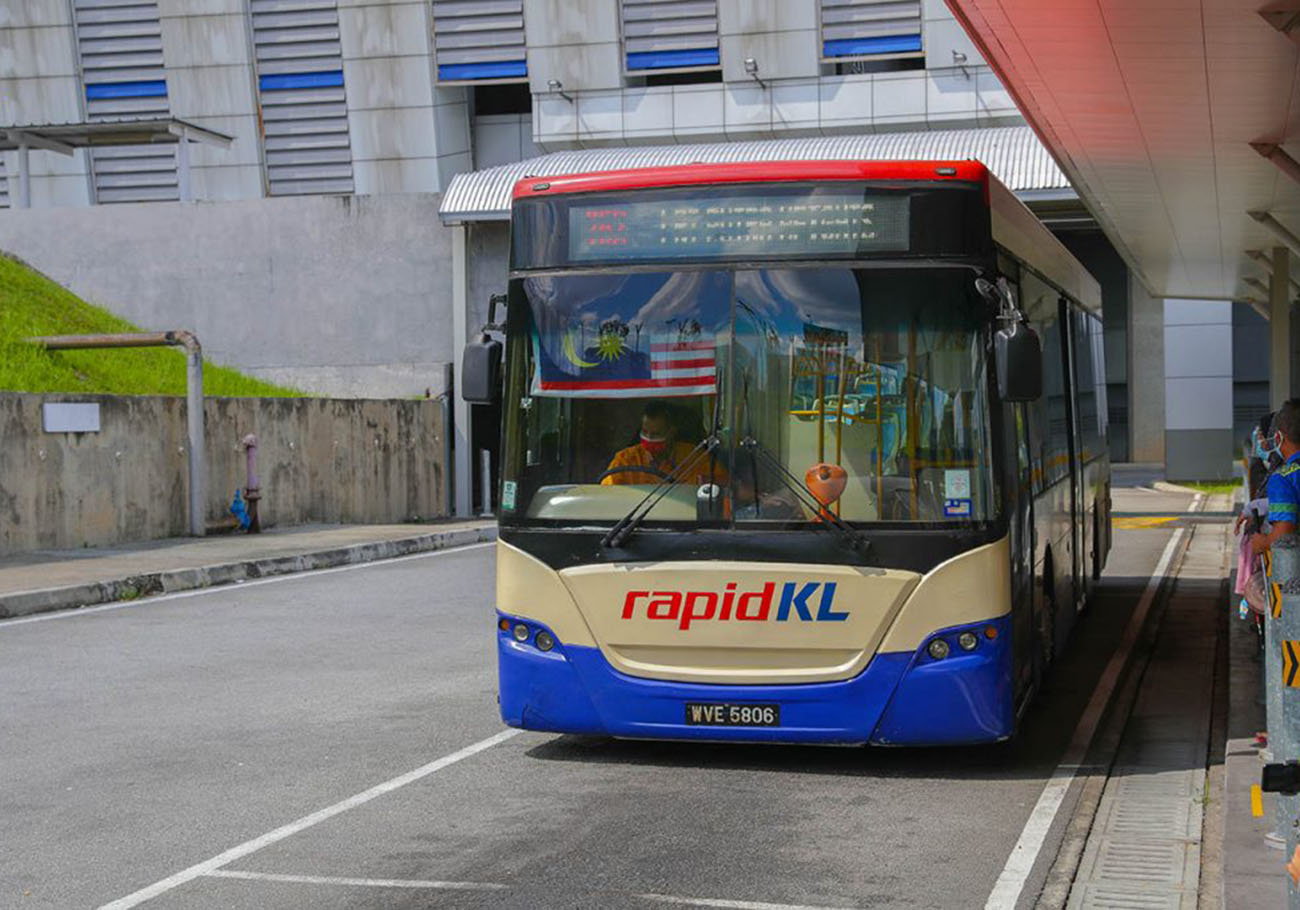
[0,521,497,619]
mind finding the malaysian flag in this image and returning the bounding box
[649,335,716,395]
[532,323,717,398]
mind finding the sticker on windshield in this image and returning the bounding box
[944,499,972,517]
[501,481,517,512]
[944,469,971,500]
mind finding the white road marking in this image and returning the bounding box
[638,893,860,910]
[200,872,855,910]
[97,728,520,910]
[983,494,1201,909]
[203,869,507,892]
[1,540,495,628]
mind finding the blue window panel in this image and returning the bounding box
[85,80,168,100]
[823,34,922,57]
[626,48,720,70]
[437,60,527,81]
[259,71,346,92]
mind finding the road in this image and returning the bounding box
[0,483,1197,910]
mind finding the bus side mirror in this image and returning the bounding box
[461,334,502,405]
[996,322,1042,402]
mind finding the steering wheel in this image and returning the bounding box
[598,464,675,483]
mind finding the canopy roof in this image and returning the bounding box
[948,0,1300,302]
[439,125,1070,224]
[1,118,233,154]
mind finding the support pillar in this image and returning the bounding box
[452,224,472,518]
[16,138,30,209]
[1128,273,1165,463]
[176,137,192,203]
[1273,246,1293,408]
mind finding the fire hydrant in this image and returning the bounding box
[242,433,261,533]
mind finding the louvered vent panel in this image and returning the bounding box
[432,1,527,82]
[73,0,177,203]
[251,0,354,196]
[0,156,9,209]
[820,0,922,58]
[621,0,718,70]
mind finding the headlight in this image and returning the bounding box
[958,631,979,651]
[512,623,530,642]
[535,630,555,651]
[927,639,950,660]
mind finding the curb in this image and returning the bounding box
[0,525,497,620]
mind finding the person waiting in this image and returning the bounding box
[1252,400,1300,555]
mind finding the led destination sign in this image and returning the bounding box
[568,192,910,262]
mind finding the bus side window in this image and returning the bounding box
[1022,271,1068,488]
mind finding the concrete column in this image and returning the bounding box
[1164,299,1234,481]
[1128,273,1165,463]
[1273,246,1293,408]
[176,138,191,203]
[452,224,472,518]
[16,139,30,209]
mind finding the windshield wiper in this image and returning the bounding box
[600,434,721,548]
[739,436,872,555]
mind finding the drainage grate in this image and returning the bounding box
[1090,840,1197,885]
[1065,523,1224,910]
[1072,885,1191,910]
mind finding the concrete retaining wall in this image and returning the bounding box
[0,393,447,554]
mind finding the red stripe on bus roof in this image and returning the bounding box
[512,160,988,201]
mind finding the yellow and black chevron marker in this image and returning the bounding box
[1284,640,1300,688]
[1266,552,1284,618]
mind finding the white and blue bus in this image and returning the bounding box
[467,159,1110,745]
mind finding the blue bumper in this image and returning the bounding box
[497,614,1014,746]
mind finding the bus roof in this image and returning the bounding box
[510,160,989,200]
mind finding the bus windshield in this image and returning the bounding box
[500,266,996,526]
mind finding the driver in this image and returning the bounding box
[601,401,725,486]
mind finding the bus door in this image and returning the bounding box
[1060,296,1084,612]
[1005,401,1037,697]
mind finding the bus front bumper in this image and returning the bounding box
[496,613,1014,746]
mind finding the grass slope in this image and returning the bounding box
[0,253,300,397]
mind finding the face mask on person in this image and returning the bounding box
[1256,430,1282,461]
[639,432,669,455]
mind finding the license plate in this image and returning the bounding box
[684,702,780,727]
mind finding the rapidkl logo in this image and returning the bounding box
[621,582,847,630]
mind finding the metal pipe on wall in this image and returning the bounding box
[27,330,206,537]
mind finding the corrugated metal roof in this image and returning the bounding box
[439,125,1069,223]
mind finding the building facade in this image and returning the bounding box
[0,0,1201,488]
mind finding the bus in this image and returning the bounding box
[467,160,1110,746]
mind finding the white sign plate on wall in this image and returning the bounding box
[42,402,101,433]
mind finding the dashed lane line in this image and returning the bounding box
[203,870,506,892]
[199,870,860,910]
[97,729,521,909]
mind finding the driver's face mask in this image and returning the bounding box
[639,432,669,456]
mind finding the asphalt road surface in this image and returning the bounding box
[0,484,1196,910]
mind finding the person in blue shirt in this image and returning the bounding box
[1253,400,1300,555]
